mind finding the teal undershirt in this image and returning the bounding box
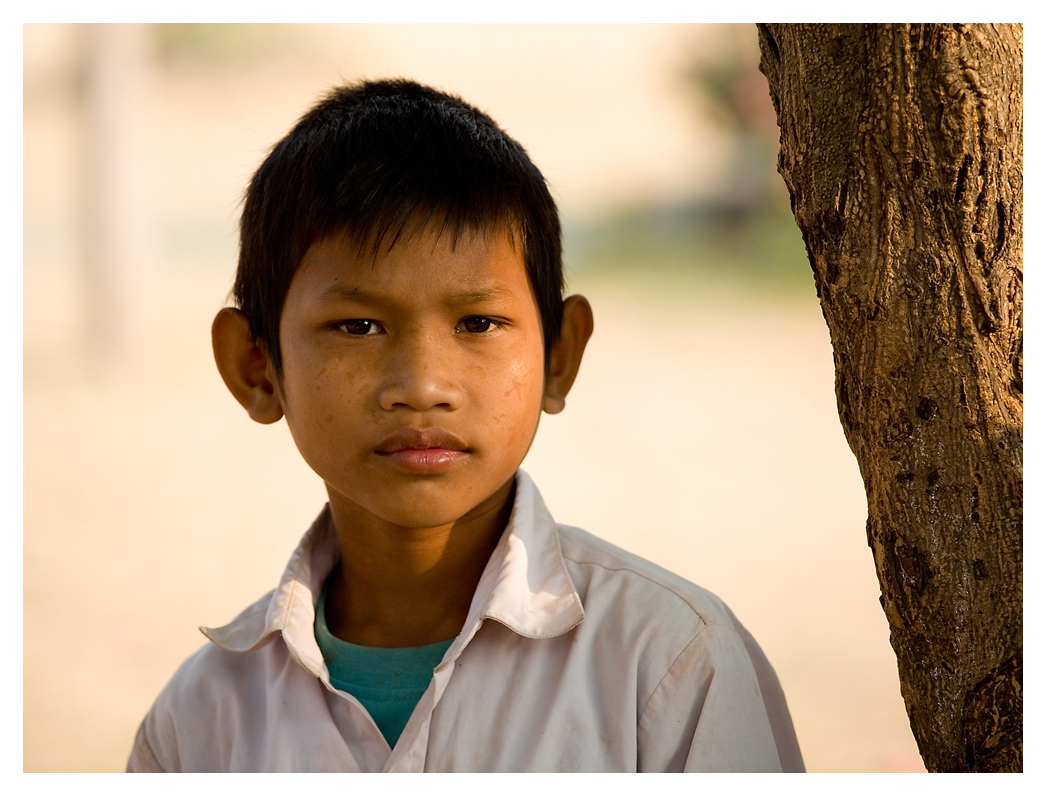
[314,579,454,749]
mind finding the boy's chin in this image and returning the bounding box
[379,507,473,532]
[326,483,514,535]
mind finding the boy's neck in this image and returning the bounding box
[323,479,515,648]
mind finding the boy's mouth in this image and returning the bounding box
[374,428,470,473]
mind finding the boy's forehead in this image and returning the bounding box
[339,216,523,261]
[294,222,530,301]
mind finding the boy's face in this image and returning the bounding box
[274,225,551,532]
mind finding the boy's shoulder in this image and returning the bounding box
[129,588,340,773]
[555,523,741,634]
[147,589,278,706]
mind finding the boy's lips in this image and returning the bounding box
[374,428,470,473]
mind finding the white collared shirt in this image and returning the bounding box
[127,471,804,772]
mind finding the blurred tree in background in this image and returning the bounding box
[567,24,809,294]
[679,23,781,217]
[154,23,297,65]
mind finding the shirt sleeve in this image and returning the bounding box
[636,618,805,772]
[126,716,168,773]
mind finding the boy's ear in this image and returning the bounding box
[211,308,285,424]
[543,295,594,415]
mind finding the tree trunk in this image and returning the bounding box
[756,23,1022,772]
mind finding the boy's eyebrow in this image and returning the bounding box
[317,283,518,306]
[443,286,518,304]
[317,284,381,304]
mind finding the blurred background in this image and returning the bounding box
[23,23,925,772]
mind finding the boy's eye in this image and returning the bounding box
[338,319,382,336]
[457,316,498,334]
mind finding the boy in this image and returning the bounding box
[128,79,804,772]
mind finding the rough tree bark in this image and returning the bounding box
[756,24,1022,772]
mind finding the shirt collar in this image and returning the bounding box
[200,470,585,671]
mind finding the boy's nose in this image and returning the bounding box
[377,334,464,412]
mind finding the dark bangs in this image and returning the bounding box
[235,80,564,376]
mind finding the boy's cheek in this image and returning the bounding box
[475,344,545,403]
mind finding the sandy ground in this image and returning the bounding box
[23,267,924,772]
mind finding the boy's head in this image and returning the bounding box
[213,79,592,532]
[234,78,564,376]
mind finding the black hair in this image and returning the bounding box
[234,78,564,376]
